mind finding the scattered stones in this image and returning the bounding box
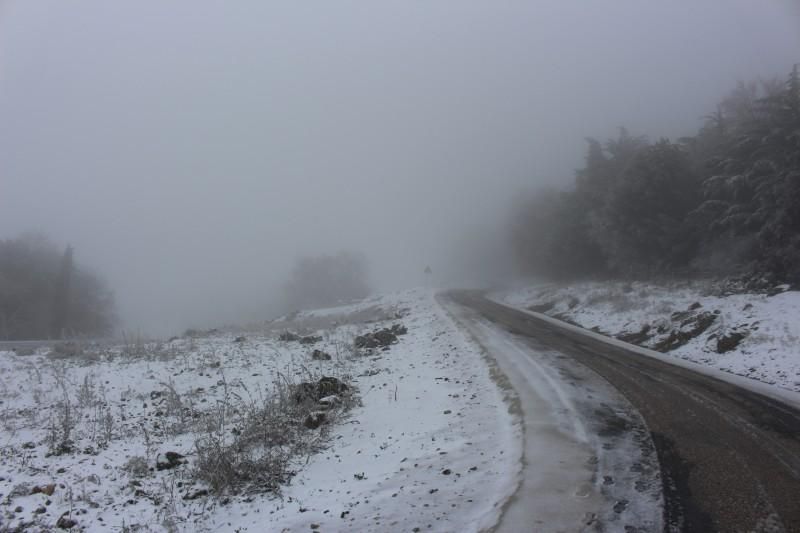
[355,324,407,350]
[617,324,652,345]
[654,310,717,351]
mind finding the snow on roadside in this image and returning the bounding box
[0,289,520,532]
[227,289,521,532]
[495,281,800,393]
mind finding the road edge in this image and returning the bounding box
[486,296,800,411]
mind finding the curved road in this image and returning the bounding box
[446,291,800,533]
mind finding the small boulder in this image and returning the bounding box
[303,411,326,429]
[56,514,77,529]
[318,395,340,408]
[317,376,348,397]
[294,377,348,403]
[32,484,56,496]
[293,382,318,404]
[311,349,332,361]
[716,331,747,353]
[156,451,185,471]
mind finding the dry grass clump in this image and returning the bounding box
[193,371,355,495]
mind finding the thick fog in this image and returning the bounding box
[1,1,798,335]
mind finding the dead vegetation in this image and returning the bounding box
[0,299,415,530]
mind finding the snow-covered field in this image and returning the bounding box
[0,289,519,532]
[496,281,800,393]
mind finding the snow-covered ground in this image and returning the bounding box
[0,289,520,532]
[495,281,800,393]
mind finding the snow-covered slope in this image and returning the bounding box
[496,281,800,393]
[0,289,520,532]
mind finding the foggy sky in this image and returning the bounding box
[1,1,798,335]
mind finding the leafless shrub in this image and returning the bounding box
[157,379,191,436]
[193,370,354,495]
[47,392,76,455]
[77,373,98,408]
[100,407,115,443]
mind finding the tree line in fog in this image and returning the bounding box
[0,234,117,340]
[511,65,800,286]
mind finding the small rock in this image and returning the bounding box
[156,451,185,471]
[32,484,56,496]
[304,412,327,429]
[56,514,77,529]
[717,331,748,354]
[311,349,332,361]
[441,469,452,475]
[318,395,340,408]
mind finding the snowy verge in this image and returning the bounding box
[492,281,800,408]
[0,289,520,532]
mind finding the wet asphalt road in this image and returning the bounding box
[446,291,800,533]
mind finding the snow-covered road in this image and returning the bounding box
[449,290,800,532]
[440,296,663,532]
